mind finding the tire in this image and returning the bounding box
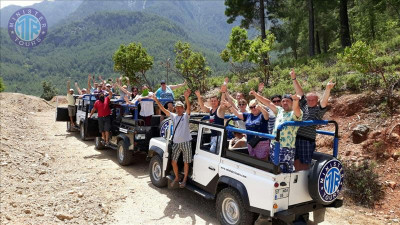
[95,136,105,150]
[117,140,133,166]
[149,155,167,188]
[216,188,254,225]
[67,121,71,132]
[80,122,87,141]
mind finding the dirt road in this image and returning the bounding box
[0,93,386,224]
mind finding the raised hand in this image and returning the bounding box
[291,94,301,101]
[220,84,227,93]
[249,89,256,96]
[195,90,201,97]
[290,68,296,80]
[184,89,191,98]
[224,77,229,84]
[258,82,264,93]
[221,100,231,108]
[326,79,336,90]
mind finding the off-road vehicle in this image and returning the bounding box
[147,117,343,225]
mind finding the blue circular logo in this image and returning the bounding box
[8,8,47,47]
[318,159,344,203]
[160,119,173,138]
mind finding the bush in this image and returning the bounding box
[40,81,58,101]
[0,77,5,92]
[343,161,385,208]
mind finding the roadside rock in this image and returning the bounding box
[56,212,74,221]
[352,125,370,144]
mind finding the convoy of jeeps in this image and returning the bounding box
[56,94,344,225]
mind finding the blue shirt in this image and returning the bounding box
[155,86,174,104]
[242,112,269,141]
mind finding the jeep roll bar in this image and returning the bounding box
[224,119,339,166]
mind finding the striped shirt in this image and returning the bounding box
[297,96,327,140]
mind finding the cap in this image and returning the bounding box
[160,80,166,84]
[82,88,87,92]
[175,101,184,107]
[106,83,111,87]
[282,94,293,101]
[69,89,74,92]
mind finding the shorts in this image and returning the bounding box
[172,141,192,163]
[68,105,76,117]
[161,102,173,116]
[247,140,270,159]
[98,115,111,132]
[270,144,295,173]
[295,136,316,164]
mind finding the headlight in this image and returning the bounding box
[135,133,146,140]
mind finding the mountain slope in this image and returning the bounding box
[0,0,82,28]
[0,11,227,96]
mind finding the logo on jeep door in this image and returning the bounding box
[318,159,343,203]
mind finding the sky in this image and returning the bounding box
[0,1,45,9]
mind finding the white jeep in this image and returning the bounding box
[147,117,344,225]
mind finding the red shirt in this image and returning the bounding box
[94,97,111,117]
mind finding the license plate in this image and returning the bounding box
[275,188,289,200]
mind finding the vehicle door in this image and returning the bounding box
[192,124,223,187]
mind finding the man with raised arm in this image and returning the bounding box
[153,89,192,188]
[66,80,76,129]
[155,80,186,120]
[74,81,87,96]
[89,88,113,146]
[290,69,336,171]
[195,90,227,153]
[251,90,303,173]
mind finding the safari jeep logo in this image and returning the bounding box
[8,8,48,47]
[318,159,344,203]
[160,119,171,138]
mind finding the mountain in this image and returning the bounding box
[63,0,236,50]
[0,0,82,28]
[0,11,228,96]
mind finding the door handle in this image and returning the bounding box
[208,166,215,171]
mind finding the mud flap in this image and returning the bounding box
[56,107,73,122]
[86,118,101,137]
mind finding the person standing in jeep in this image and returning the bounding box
[153,89,192,188]
[89,89,113,146]
[66,80,76,129]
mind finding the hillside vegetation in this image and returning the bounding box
[0,11,228,96]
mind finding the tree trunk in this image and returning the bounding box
[369,10,376,40]
[322,34,328,53]
[316,30,321,54]
[308,0,315,57]
[258,0,271,86]
[339,0,351,47]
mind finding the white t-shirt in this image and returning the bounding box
[133,92,154,117]
[170,112,192,143]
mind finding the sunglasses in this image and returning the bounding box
[161,83,166,85]
[272,100,281,103]
[249,106,256,109]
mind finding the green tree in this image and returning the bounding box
[112,42,153,87]
[221,26,275,85]
[40,81,58,101]
[174,41,211,93]
[338,40,400,111]
[0,77,5,92]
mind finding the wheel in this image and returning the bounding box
[80,122,87,141]
[67,121,71,132]
[149,155,167,188]
[95,137,105,150]
[216,188,254,225]
[117,140,133,166]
